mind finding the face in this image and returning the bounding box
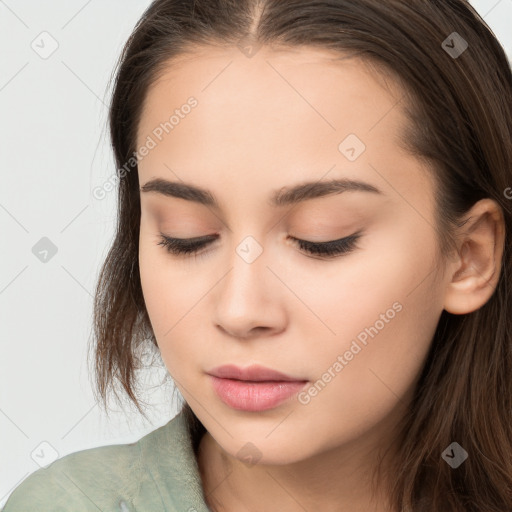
[136,45,450,466]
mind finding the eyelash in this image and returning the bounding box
[156,232,362,259]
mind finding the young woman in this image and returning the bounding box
[3,1,512,511]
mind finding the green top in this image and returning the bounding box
[1,410,212,512]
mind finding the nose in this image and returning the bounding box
[212,235,287,340]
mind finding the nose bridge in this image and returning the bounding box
[223,233,270,303]
[213,230,285,336]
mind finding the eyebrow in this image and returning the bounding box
[140,177,383,208]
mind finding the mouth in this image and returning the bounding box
[207,363,306,382]
[207,364,308,411]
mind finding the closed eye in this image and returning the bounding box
[288,232,361,258]
[156,231,363,260]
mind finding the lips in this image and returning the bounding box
[207,364,304,382]
[207,364,309,411]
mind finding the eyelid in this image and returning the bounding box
[156,231,363,259]
[287,231,362,257]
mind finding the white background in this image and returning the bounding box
[1,0,511,506]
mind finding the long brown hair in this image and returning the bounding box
[90,1,512,510]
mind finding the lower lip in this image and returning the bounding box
[209,376,308,412]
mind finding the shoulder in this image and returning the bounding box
[1,413,190,512]
[1,439,142,512]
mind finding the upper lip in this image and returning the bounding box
[207,364,306,382]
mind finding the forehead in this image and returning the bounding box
[136,44,406,146]
[136,45,418,207]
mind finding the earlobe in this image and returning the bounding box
[443,199,505,315]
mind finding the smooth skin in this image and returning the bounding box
[136,46,505,512]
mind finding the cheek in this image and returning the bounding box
[139,232,181,362]
[138,229,213,376]
[295,225,444,431]
[287,220,442,348]
[139,232,168,328]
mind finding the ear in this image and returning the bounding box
[443,198,506,315]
